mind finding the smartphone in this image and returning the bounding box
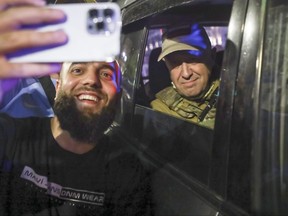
[8,3,122,63]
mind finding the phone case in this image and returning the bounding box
[8,3,121,63]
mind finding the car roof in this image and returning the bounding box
[121,0,233,30]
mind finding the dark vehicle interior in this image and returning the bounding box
[2,0,288,215]
[115,0,238,215]
[2,0,287,215]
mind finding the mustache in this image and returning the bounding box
[73,86,105,96]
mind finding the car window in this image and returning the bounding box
[119,0,234,187]
[140,26,228,103]
[135,23,228,131]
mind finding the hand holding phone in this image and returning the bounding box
[0,0,67,101]
[0,0,67,79]
[7,3,122,63]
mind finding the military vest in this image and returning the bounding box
[151,80,219,129]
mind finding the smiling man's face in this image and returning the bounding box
[165,51,211,99]
[56,62,120,116]
[53,61,121,143]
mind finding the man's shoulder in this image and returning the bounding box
[105,136,139,163]
[104,127,146,171]
[0,115,52,149]
[0,114,51,132]
[100,136,147,187]
[155,86,176,100]
[0,113,50,123]
[151,86,180,108]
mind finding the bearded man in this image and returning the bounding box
[0,61,153,215]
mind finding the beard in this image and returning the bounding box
[53,91,116,144]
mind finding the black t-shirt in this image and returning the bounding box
[0,114,152,216]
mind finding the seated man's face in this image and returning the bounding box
[165,51,211,99]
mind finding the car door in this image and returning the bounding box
[116,0,248,215]
[116,0,288,215]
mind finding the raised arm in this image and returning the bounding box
[0,0,67,101]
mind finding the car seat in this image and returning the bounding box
[148,47,171,101]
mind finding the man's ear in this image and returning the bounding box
[54,79,61,100]
[56,79,61,91]
[114,88,123,112]
[207,47,217,70]
[117,88,123,99]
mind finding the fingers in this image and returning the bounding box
[0,57,62,79]
[0,0,46,10]
[0,4,68,55]
[0,3,68,62]
[0,7,66,32]
[0,30,67,54]
[0,1,65,86]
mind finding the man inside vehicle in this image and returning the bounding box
[0,1,152,215]
[151,23,219,129]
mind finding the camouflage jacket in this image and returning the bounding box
[150,80,219,129]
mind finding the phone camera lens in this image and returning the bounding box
[104,9,114,17]
[89,9,99,18]
[96,21,105,30]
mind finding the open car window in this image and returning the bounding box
[120,0,235,190]
[140,26,228,104]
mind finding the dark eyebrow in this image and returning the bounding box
[68,62,86,70]
[101,65,115,72]
[70,62,85,66]
[69,62,116,73]
[98,63,116,73]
